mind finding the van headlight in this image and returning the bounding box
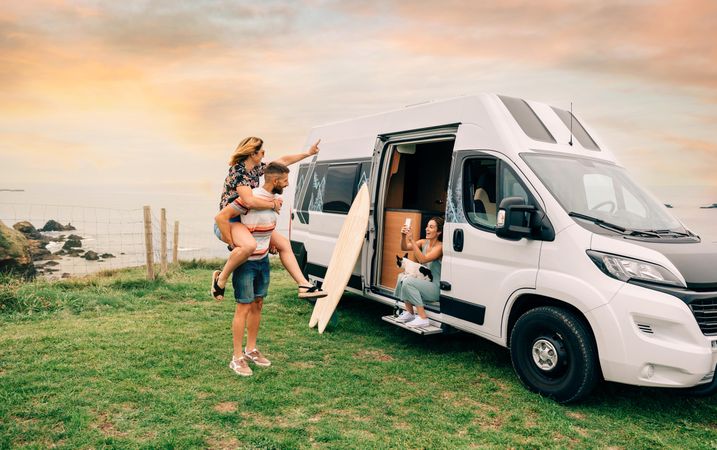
[586,250,685,287]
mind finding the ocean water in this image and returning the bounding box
[0,183,714,278]
[0,183,242,278]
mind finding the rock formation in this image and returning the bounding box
[40,220,76,232]
[0,220,36,278]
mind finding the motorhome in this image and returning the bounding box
[288,94,717,403]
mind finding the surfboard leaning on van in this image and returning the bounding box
[288,93,717,403]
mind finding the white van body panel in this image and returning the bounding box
[452,122,504,153]
[443,224,541,338]
[301,94,616,165]
[532,224,621,312]
[296,212,348,269]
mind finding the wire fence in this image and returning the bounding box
[0,202,222,280]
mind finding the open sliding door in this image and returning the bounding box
[366,125,459,300]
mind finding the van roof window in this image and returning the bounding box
[499,95,556,144]
[551,107,601,151]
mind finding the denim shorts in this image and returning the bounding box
[214,216,242,241]
[232,257,270,303]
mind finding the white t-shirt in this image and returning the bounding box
[241,187,278,261]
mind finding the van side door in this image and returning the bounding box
[442,150,542,338]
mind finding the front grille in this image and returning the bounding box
[689,297,717,335]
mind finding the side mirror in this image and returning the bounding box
[496,197,536,240]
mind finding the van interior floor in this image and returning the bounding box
[381,315,444,335]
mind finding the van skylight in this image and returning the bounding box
[551,107,600,151]
[499,95,557,144]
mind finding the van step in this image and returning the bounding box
[381,315,444,335]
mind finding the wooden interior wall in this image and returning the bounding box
[380,210,422,289]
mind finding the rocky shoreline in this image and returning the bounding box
[1,219,115,279]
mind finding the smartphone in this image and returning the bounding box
[404,218,411,229]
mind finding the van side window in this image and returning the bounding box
[462,158,498,229]
[323,164,359,214]
[295,160,370,220]
[462,158,535,230]
[302,164,328,213]
[294,165,309,206]
[358,161,371,191]
[500,166,529,204]
[498,164,534,229]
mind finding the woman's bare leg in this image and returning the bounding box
[269,231,311,286]
[404,302,415,315]
[218,223,256,291]
[416,305,427,320]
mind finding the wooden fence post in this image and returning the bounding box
[160,208,168,276]
[173,221,179,264]
[143,205,155,280]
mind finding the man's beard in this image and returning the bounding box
[272,186,284,195]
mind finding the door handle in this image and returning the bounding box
[440,281,451,291]
[453,228,464,252]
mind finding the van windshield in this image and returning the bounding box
[522,153,684,233]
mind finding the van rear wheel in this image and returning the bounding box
[510,306,598,403]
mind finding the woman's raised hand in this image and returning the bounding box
[308,139,321,156]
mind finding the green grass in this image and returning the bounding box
[1,260,716,448]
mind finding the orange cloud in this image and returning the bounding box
[359,0,717,93]
[0,130,107,169]
[0,0,323,159]
[1,0,716,192]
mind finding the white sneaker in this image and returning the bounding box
[407,317,430,328]
[395,311,415,323]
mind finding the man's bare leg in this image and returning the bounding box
[232,303,252,359]
[246,297,263,352]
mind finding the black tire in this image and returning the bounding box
[682,371,717,397]
[510,306,599,403]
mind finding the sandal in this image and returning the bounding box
[298,284,327,299]
[211,270,225,300]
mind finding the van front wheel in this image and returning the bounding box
[510,306,598,403]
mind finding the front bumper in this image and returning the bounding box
[587,282,717,388]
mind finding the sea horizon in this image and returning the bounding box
[1,181,715,279]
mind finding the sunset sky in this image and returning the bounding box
[2,0,716,203]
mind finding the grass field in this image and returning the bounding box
[1,260,716,449]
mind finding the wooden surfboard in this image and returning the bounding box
[309,184,370,333]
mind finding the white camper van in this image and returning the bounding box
[288,94,717,403]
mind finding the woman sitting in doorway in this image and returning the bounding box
[395,217,444,328]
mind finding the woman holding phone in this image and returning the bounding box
[394,216,444,327]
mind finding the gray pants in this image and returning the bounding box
[395,273,439,307]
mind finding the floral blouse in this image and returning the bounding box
[219,160,266,210]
